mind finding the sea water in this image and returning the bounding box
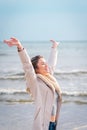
[0,41,87,130]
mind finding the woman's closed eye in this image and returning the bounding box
[41,62,47,66]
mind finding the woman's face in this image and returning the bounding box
[36,58,49,75]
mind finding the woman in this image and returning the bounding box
[4,37,62,130]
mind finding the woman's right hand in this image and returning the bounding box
[3,37,23,50]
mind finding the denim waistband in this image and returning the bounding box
[49,122,56,130]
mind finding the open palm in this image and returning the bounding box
[4,37,20,47]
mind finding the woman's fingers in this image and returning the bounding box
[50,40,59,44]
[50,39,60,48]
[4,40,11,45]
[10,37,16,40]
[4,40,9,43]
[3,40,13,47]
[4,37,18,43]
[10,37,18,42]
[4,37,22,48]
[50,40,56,43]
[4,39,15,47]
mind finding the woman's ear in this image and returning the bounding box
[35,68,39,74]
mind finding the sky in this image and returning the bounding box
[0,0,87,41]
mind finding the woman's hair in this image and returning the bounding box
[31,55,43,71]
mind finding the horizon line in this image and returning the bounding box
[1,40,87,43]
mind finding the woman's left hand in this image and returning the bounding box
[50,40,60,48]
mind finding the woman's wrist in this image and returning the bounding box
[52,43,59,48]
[52,44,58,48]
[17,43,24,52]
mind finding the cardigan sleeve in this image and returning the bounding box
[18,49,38,100]
[48,48,58,75]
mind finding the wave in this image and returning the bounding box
[0,99,33,103]
[62,100,87,104]
[0,88,87,97]
[0,72,24,80]
[0,69,87,80]
[0,89,87,104]
[62,91,87,96]
[74,125,87,129]
[0,88,26,95]
[55,69,87,75]
[1,98,86,104]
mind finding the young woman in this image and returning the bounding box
[4,37,62,130]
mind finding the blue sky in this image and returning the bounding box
[0,0,87,41]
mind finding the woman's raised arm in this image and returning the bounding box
[3,37,38,99]
[48,40,60,75]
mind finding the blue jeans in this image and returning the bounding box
[49,122,56,130]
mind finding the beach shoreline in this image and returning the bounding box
[0,102,87,130]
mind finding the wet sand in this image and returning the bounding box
[0,102,87,130]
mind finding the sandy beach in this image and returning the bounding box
[0,102,87,130]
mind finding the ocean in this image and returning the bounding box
[0,41,87,130]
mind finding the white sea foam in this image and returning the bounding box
[74,125,87,130]
[0,88,26,94]
[62,91,87,96]
[0,88,87,97]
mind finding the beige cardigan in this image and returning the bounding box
[18,47,62,130]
